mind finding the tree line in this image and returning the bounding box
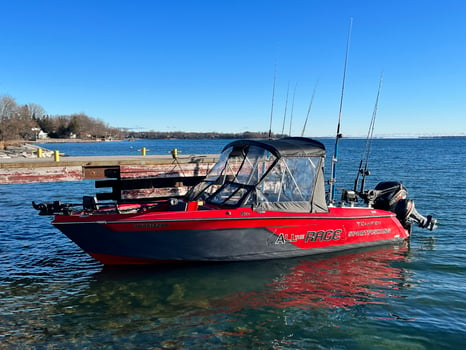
[0,95,122,141]
[127,131,276,140]
[1,94,283,142]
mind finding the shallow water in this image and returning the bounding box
[1,137,465,348]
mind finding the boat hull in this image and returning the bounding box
[52,207,410,265]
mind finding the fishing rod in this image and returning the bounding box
[268,64,277,139]
[329,17,353,204]
[354,71,384,195]
[288,82,297,136]
[301,81,318,137]
[281,82,290,135]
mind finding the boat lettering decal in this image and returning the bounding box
[305,230,342,242]
[275,233,306,244]
[348,228,391,237]
[133,223,169,229]
[275,230,342,244]
[356,220,381,226]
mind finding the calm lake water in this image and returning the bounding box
[1,138,465,349]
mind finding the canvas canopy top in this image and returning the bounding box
[224,137,326,158]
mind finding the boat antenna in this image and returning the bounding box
[329,17,353,204]
[268,64,277,139]
[281,81,290,136]
[354,71,384,194]
[301,81,318,137]
[288,82,298,136]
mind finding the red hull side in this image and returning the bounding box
[53,207,409,265]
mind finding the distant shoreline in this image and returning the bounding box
[32,135,466,144]
[33,138,121,143]
[3,134,465,148]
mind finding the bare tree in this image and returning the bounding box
[0,96,19,141]
[16,105,40,139]
[0,95,17,118]
[27,103,46,119]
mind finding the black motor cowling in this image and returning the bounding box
[365,181,437,231]
[32,200,74,215]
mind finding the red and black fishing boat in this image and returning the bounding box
[33,137,437,265]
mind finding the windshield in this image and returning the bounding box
[188,145,276,204]
[188,142,323,211]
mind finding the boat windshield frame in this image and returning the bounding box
[187,137,328,213]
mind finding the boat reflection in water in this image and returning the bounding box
[11,243,411,348]
[210,242,410,311]
[84,242,410,313]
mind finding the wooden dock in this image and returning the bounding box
[0,154,218,184]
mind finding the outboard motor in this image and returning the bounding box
[32,200,74,215]
[365,181,437,231]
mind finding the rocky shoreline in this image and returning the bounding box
[0,143,54,159]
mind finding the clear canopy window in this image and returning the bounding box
[188,139,325,212]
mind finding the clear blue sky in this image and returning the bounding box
[1,0,465,136]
